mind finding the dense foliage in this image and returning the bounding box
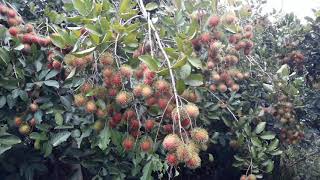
[0,0,319,180]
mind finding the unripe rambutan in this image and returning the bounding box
[120,65,133,78]
[218,83,228,93]
[145,119,155,132]
[116,91,132,106]
[122,136,134,151]
[191,128,209,143]
[162,134,181,151]
[141,85,153,97]
[133,84,143,97]
[140,138,153,152]
[186,152,201,169]
[166,153,178,166]
[74,94,86,106]
[155,79,170,93]
[208,16,220,27]
[176,144,192,162]
[100,52,113,65]
[185,103,199,119]
[86,101,97,113]
[19,124,31,135]
[103,68,113,78]
[112,112,122,124]
[130,119,140,130]
[93,120,105,132]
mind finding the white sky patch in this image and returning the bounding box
[263,0,320,22]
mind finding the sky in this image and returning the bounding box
[263,0,320,21]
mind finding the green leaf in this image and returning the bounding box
[140,160,153,180]
[98,126,111,150]
[55,113,64,126]
[277,64,290,81]
[266,160,274,172]
[0,48,10,66]
[72,0,93,16]
[45,70,59,80]
[188,57,202,69]
[44,80,59,88]
[260,132,276,140]
[0,145,12,155]
[66,68,76,80]
[50,131,71,147]
[0,134,21,145]
[74,47,96,56]
[267,139,279,151]
[251,137,262,147]
[178,63,191,79]
[29,132,48,140]
[185,74,203,86]
[0,96,6,108]
[50,33,66,49]
[255,122,266,134]
[145,2,158,11]
[176,80,186,94]
[270,150,283,156]
[138,55,159,71]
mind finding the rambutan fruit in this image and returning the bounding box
[245,40,254,48]
[96,109,107,118]
[141,85,153,97]
[191,128,209,143]
[0,4,8,15]
[122,136,134,151]
[6,9,16,18]
[99,52,113,65]
[208,16,220,27]
[185,103,199,119]
[22,44,31,54]
[145,96,157,106]
[218,83,228,93]
[191,38,201,51]
[130,130,141,138]
[225,14,236,24]
[212,72,221,81]
[163,124,173,134]
[29,118,36,126]
[140,138,153,152]
[130,119,140,130]
[200,32,211,43]
[248,174,256,180]
[236,72,244,80]
[176,144,193,162]
[52,60,61,70]
[19,124,31,135]
[181,118,191,127]
[207,61,214,69]
[30,103,38,112]
[86,101,97,113]
[103,68,113,78]
[186,152,201,169]
[166,153,178,166]
[8,27,19,37]
[209,84,217,92]
[244,31,253,39]
[187,141,200,153]
[25,24,33,33]
[240,175,247,180]
[74,94,86,106]
[112,112,122,124]
[158,98,169,110]
[231,84,240,92]
[14,117,22,126]
[133,84,143,97]
[116,91,132,106]
[81,82,92,94]
[120,65,133,78]
[162,134,181,151]
[135,69,144,79]
[112,73,122,87]
[108,119,117,128]
[144,69,156,79]
[93,120,105,132]
[7,18,18,26]
[244,24,253,32]
[144,119,155,132]
[22,33,33,44]
[155,79,170,93]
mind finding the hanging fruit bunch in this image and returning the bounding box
[191,14,253,94]
[281,51,305,73]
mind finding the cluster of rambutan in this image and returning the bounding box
[63,53,94,69]
[281,51,304,72]
[1,3,51,54]
[270,95,304,144]
[191,14,253,94]
[162,127,209,169]
[13,102,39,136]
[209,69,250,93]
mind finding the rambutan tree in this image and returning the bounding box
[0,0,314,179]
